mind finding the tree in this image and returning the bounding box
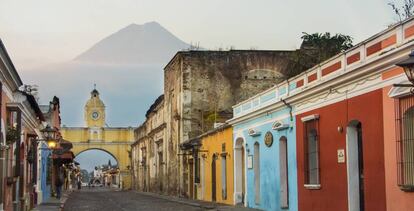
[285,32,353,78]
[389,0,414,22]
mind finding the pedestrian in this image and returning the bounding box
[77,174,82,190]
[55,167,64,199]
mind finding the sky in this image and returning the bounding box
[74,149,118,172]
[0,0,400,127]
[0,0,395,69]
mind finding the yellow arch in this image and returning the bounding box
[61,127,135,189]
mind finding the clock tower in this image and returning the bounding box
[85,88,106,128]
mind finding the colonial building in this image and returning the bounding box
[229,17,414,211]
[180,124,234,205]
[37,96,61,204]
[229,104,297,210]
[163,50,294,197]
[131,95,166,193]
[61,88,135,189]
[0,39,49,211]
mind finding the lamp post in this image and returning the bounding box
[395,50,414,94]
[40,125,58,149]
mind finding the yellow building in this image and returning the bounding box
[181,124,234,205]
[61,88,135,189]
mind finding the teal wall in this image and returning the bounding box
[234,108,298,211]
[40,142,51,202]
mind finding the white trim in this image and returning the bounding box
[293,70,406,116]
[272,121,290,131]
[230,34,414,124]
[346,125,361,211]
[304,184,321,190]
[301,114,320,122]
[233,136,247,206]
[388,77,412,98]
[233,114,291,134]
[247,128,261,137]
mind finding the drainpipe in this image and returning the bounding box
[281,99,293,122]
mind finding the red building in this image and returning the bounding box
[285,18,414,211]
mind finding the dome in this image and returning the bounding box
[91,89,99,97]
[85,89,105,108]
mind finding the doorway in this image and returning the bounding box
[346,120,364,211]
[189,159,194,199]
[234,138,245,205]
[279,136,289,208]
[211,154,217,201]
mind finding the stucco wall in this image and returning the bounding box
[234,108,298,211]
[296,90,386,211]
[40,143,51,203]
[164,50,294,198]
[200,126,234,205]
[382,86,414,211]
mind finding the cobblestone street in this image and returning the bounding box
[63,188,257,211]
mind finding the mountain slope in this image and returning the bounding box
[74,22,191,64]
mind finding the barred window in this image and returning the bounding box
[303,116,320,186]
[396,95,414,191]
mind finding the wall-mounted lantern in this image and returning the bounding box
[40,125,58,149]
[395,50,414,94]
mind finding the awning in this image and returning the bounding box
[179,138,201,150]
[52,151,74,160]
[59,139,73,151]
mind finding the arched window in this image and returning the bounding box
[279,136,289,208]
[254,142,260,204]
[396,95,414,190]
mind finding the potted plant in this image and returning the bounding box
[6,126,19,145]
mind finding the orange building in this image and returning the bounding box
[383,68,414,210]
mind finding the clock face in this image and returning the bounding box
[91,111,100,120]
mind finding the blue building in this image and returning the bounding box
[230,84,298,211]
[38,142,51,203]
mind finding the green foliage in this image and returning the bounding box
[286,32,353,78]
[6,126,19,145]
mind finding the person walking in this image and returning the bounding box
[55,166,64,199]
[77,174,82,190]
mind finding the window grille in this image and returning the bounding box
[395,95,414,191]
[303,118,320,185]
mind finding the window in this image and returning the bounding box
[396,95,414,191]
[221,154,227,200]
[302,115,320,187]
[279,136,289,208]
[254,142,260,204]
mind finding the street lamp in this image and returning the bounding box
[40,125,58,149]
[396,50,414,92]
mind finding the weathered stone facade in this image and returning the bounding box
[162,50,294,197]
[131,95,167,193]
[132,50,294,197]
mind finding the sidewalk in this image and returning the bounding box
[31,191,71,211]
[135,191,260,211]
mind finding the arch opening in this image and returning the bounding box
[234,137,246,205]
[75,148,119,186]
